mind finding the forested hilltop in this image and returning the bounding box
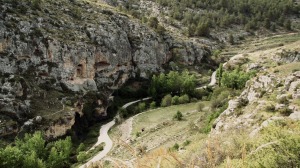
[118,0,299,38]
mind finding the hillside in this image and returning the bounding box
[0,0,212,141]
[0,0,300,167]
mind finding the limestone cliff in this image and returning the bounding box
[0,0,209,138]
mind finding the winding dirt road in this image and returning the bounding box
[196,70,217,89]
[80,97,151,168]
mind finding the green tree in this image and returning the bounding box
[23,152,46,168]
[16,131,46,159]
[0,146,23,168]
[47,137,72,168]
[181,70,196,95]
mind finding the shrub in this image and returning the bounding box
[278,107,293,116]
[150,101,156,109]
[119,107,128,118]
[183,140,191,146]
[161,94,172,107]
[198,102,205,112]
[178,94,190,104]
[32,0,44,10]
[148,17,159,29]
[189,121,199,132]
[76,143,85,154]
[237,98,249,108]
[172,143,179,151]
[173,111,183,121]
[278,96,289,105]
[172,96,180,105]
[77,152,88,163]
[138,102,146,112]
[211,98,224,109]
[135,131,141,137]
[136,145,147,155]
[228,34,234,44]
[192,88,211,100]
[266,104,276,112]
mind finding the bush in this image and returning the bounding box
[32,0,44,10]
[266,104,276,112]
[136,145,147,155]
[237,98,249,108]
[76,143,85,154]
[278,96,289,105]
[211,98,224,109]
[161,94,172,107]
[183,140,191,146]
[172,143,179,151]
[138,102,146,112]
[135,131,141,137]
[178,94,190,104]
[278,107,293,116]
[119,107,128,118]
[150,101,156,109]
[171,96,179,105]
[188,121,199,132]
[190,98,198,102]
[192,88,211,100]
[77,152,88,163]
[173,111,183,121]
[148,17,159,29]
[198,102,205,112]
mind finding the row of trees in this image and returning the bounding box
[148,70,197,98]
[0,132,73,168]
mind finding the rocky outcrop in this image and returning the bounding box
[0,0,210,138]
[213,70,300,136]
[275,50,300,63]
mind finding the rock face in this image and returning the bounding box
[0,0,209,138]
[213,69,300,136]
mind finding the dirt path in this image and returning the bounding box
[80,97,151,168]
[196,70,217,89]
[208,71,217,86]
[80,120,115,168]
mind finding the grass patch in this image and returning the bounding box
[132,102,199,135]
[272,62,300,77]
